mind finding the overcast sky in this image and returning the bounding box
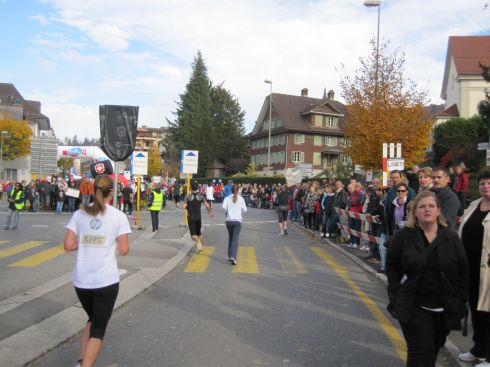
[1,0,489,140]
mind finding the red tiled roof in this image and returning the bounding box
[252,93,347,137]
[435,103,459,118]
[449,36,490,75]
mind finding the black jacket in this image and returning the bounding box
[386,197,411,236]
[386,226,469,330]
[333,189,347,209]
[430,186,460,230]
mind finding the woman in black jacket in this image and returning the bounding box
[387,190,469,367]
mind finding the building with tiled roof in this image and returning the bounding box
[437,35,490,125]
[0,83,57,181]
[250,88,350,177]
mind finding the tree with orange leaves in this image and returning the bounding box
[339,40,433,170]
[0,113,32,161]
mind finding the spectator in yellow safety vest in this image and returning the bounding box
[148,182,163,232]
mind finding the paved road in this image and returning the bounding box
[30,206,407,367]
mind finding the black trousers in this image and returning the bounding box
[123,202,132,215]
[469,275,490,361]
[399,306,449,367]
[150,210,159,231]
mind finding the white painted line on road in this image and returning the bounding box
[0,273,72,316]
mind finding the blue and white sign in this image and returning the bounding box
[132,151,148,175]
[181,150,199,174]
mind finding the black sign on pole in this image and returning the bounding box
[99,105,139,162]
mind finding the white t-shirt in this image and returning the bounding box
[222,195,247,222]
[205,185,215,201]
[66,205,131,289]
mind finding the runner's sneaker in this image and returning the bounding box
[230,258,237,265]
[459,352,485,362]
[279,230,285,236]
[196,238,203,252]
[284,229,288,235]
[475,362,490,367]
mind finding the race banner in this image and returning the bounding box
[99,105,139,161]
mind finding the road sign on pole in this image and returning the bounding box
[132,151,148,175]
[181,150,199,174]
[387,158,405,171]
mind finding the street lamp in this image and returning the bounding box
[0,131,8,181]
[264,79,272,177]
[364,0,381,90]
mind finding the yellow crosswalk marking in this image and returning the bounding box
[9,244,65,267]
[310,246,407,362]
[0,241,9,245]
[0,241,48,259]
[274,247,308,274]
[233,246,259,273]
[184,246,215,272]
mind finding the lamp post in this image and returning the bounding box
[0,131,8,181]
[264,79,272,176]
[364,0,381,89]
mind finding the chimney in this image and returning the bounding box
[327,90,335,101]
[301,88,308,97]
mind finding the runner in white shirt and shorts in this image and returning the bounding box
[64,174,131,367]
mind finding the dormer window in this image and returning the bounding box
[314,115,323,127]
[327,116,339,128]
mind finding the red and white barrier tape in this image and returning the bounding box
[334,208,382,224]
[337,223,384,245]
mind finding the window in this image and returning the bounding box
[325,136,337,146]
[291,151,304,163]
[294,134,305,144]
[327,116,338,128]
[314,115,323,127]
[313,152,322,165]
[313,135,322,146]
[341,155,351,165]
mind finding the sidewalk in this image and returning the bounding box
[293,222,472,367]
[0,209,195,367]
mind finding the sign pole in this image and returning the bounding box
[136,174,141,228]
[113,162,118,207]
[185,173,190,225]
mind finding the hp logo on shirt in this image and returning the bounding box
[90,218,102,230]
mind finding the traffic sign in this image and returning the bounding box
[132,151,148,175]
[181,150,199,174]
[387,158,405,171]
[478,142,489,151]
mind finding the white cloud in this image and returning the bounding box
[29,14,49,25]
[22,0,490,139]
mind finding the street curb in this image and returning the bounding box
[0,231,195,367]
[293,222,466,367]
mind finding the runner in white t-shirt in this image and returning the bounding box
[64,174,131,367]
[205,183,215,208]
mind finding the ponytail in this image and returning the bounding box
[83,174,113,216]
[232,184,239,203]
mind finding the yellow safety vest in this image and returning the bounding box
[149,191,163,211]
[10,190,25,210]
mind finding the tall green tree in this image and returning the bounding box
[167,51,214,177]
[432,116,487,170]
[167,51,248,177]
[211,82,248,164]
